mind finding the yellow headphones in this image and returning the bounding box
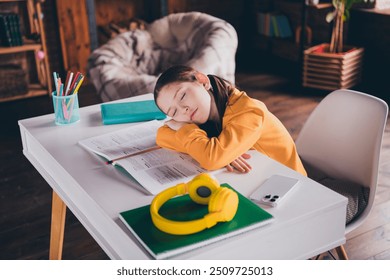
[150,173,239,235]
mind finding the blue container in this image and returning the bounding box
[52,91,80,125]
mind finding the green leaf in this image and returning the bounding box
[344,9,350,21]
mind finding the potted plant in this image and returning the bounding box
[303,0,367,91]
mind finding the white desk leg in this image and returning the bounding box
[49,191,66,260]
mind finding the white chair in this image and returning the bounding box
[295,89,388,259]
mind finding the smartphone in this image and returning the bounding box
[249,175,299,207]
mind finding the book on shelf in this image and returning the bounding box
[0,13,12,47]
[0,12,23,47]
[78,120,223,195]
[256,12,292,39]
[271,15,280,37]
[119,183,274,259]
[10,13,23,46]
[276,14,292,38]
[100,100,166,125]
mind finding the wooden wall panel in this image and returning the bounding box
[56,0,91,74]
[94,0,145,26]
[166,0,244,27]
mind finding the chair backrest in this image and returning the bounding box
[295,89,388,233]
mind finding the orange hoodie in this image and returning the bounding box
[156,88,307,176]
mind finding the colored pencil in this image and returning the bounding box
[64,71,74,96]
[53,72,58,95]
[72,76,84,94]
[68,72,80,95]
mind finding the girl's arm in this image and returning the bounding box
[156,124,188,153]
[156,102,264,170]
[157,123,253,173]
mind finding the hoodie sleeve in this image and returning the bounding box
[156,92,265,170]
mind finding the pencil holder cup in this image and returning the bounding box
[52,91,80,125]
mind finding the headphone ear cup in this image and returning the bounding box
[188,173,221,205]
[208,188,239,222]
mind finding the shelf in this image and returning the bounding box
[0,0,27,2]
[0,0,52,103]
[252,34,300,62]
[0,84,48,102]
[0,44,42,54]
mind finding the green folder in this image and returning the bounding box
[100,100,166,125]
[119,184,274,259]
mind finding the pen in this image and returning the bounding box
[106,146,162,165]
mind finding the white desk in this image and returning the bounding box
[18,93,347,260]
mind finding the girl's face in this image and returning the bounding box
[156,80,212,125]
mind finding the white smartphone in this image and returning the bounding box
[249,175,299,207]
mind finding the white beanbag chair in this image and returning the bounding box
[87,12,238,102]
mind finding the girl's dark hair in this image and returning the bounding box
[153,65,198,101]
[154,65,235,137]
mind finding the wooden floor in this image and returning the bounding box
[0,71,389,260]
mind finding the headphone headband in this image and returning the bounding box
[150,173,238,235]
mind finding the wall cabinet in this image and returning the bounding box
[250,0,332,63]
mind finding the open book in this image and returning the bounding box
[78,120,221,195]
[119,183,274,259]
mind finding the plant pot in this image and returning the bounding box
[302,43,364,91]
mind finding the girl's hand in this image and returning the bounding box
[226,153,252,173]
[165,119,189,131]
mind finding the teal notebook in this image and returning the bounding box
[119,184,274,259]
[100,100,166,125]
